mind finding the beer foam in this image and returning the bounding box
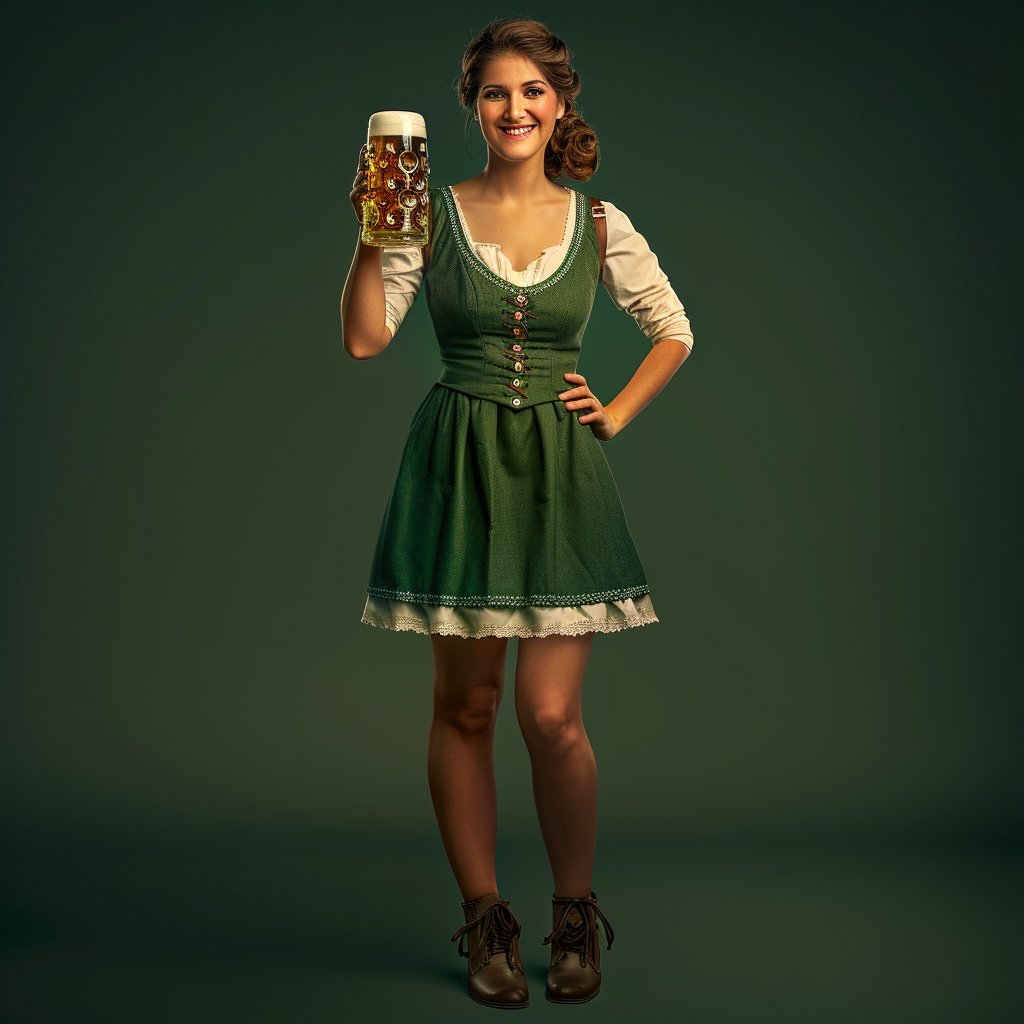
[368,110,427,138]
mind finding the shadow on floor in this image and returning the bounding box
[1,829,1022,1023]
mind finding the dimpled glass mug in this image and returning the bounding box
[360,110,430,247]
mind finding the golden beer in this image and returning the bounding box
[361,110,430,247]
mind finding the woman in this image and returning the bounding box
[342,17,693,1009]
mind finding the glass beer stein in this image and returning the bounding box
[360,110,430,247]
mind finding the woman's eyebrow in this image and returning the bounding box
[481,79,547,89]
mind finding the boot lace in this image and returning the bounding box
[450,898,523,973]
[542,894,615,968]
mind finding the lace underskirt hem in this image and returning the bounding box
[360,592,659,639]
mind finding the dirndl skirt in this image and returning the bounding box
[360,382,659,638]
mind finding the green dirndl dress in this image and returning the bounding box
[360,185,659,639]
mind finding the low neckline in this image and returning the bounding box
[449,186,573,273]
[442,185,586,295]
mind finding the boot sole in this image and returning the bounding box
[467,989,530,1009]
[545,988,600,1004]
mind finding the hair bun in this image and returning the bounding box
[546,106,599,181]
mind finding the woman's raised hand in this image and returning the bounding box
[349,143,369,225]
[559,372,620,440]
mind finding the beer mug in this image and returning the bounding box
[360,110,430,248]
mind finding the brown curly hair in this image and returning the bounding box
[456,18,599,181]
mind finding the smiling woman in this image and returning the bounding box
[341,15,694,1012]
[455,53,574,270]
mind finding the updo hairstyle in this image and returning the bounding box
[456,18,600,181]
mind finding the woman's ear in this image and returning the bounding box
[557,95,566,120]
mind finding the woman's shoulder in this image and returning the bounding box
[565,191,632,236]
[427,186,452,215]
[434,179,476,200]
[567,188,624,215]
[574,191,623,214]
[428,184,460,214]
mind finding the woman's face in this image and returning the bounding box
[475,53,565,166]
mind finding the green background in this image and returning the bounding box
[2,1,1020,1020]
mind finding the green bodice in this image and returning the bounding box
[423,185,601,411]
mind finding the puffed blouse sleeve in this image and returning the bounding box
[600,199,693,351]
[381,246,424,339]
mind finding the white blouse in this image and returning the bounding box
[380,186,694,350]
[360,185,688,640]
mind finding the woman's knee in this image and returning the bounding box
[434,682,502,735]
[519,706,584,754]
[433,667,504,736]
[431,634,507,735]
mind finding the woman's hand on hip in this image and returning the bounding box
[559,372,620,441]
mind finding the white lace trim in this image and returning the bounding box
[360,593,659,639]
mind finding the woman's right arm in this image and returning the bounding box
[341,145,391,359]
[341,225,392,360]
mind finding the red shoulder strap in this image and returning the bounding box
[589,196,607,273]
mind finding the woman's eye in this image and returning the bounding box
[483,88,545,99]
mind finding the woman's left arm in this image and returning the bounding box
[559,200,693,440]
[560,340,689,440]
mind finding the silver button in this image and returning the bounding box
[512,397,521,406]
[512,378,520,387]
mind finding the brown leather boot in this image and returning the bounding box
[450,893,530,1008]
[543,890,615,1003]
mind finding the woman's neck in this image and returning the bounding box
[466,157,563,204]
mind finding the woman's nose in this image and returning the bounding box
[506,93,524,119]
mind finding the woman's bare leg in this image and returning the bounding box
[514,632,597,898]
[428,633,509,902]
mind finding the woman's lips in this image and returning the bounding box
[500,124,536,138]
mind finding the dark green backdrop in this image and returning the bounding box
[2,2,1020,1021]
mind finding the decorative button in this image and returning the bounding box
[512,378,520,387]
[515,293,528,307]
[512,397,521,406]
[512,343,523,352]
[501,347,530,369]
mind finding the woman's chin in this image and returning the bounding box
[489,140,546,163]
